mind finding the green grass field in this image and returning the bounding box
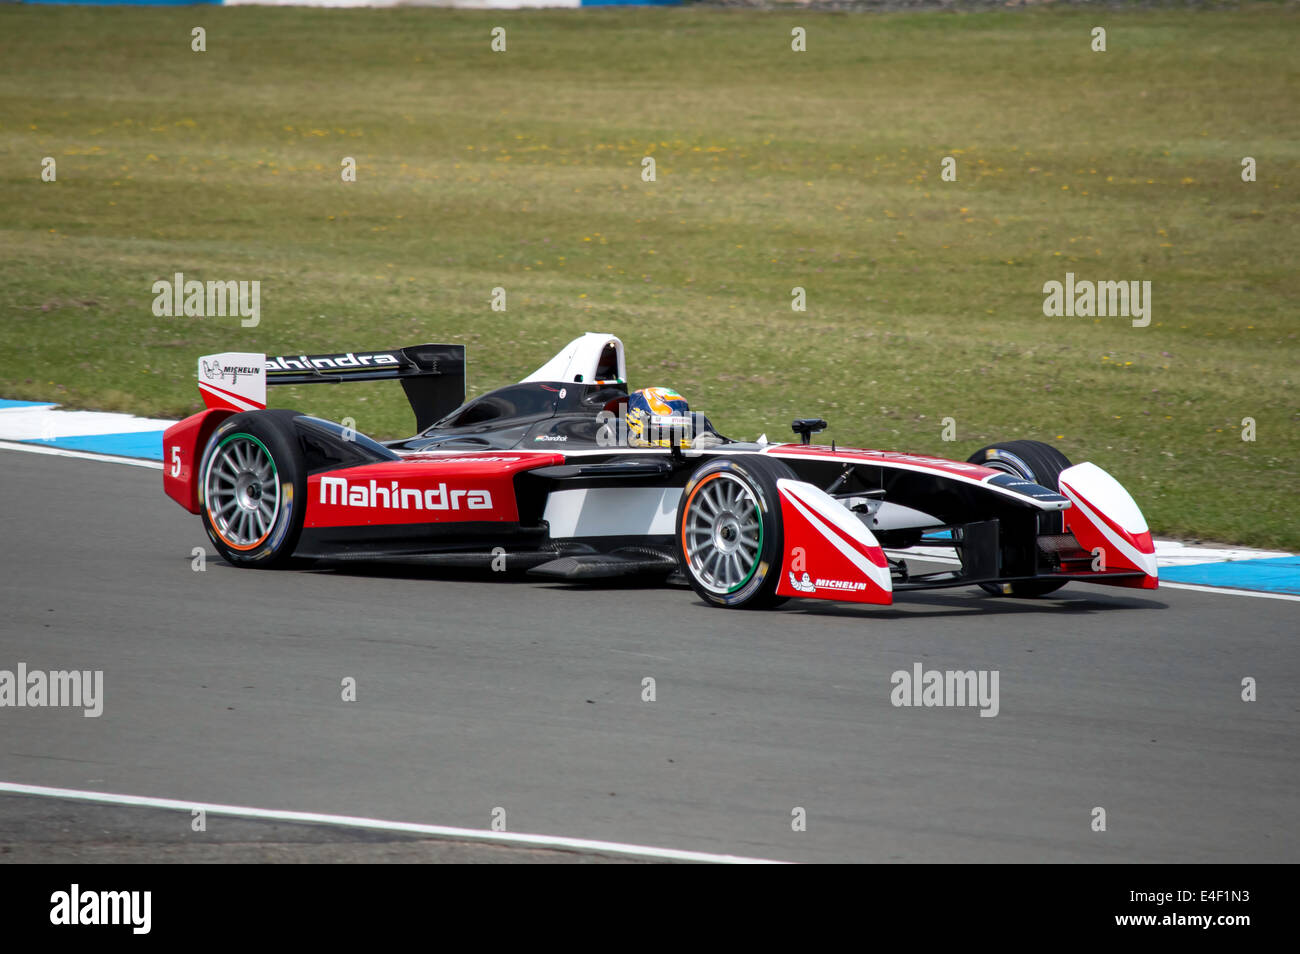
[0,4,1296,547]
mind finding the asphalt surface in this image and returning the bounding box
[0,794,644,864]
[0,448,1296,863]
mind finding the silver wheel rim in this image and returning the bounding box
[983,455,1033,481]
[685,473,763,594]
[205,434,280,549]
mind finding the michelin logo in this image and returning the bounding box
[814,578,867,592]
[788,571,865,593]
[201,358,259,384]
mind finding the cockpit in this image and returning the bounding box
[399,333,728,452]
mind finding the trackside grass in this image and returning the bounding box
[0,5,1296,547]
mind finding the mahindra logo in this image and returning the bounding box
[268,353,400,373]
[319,477,492,511]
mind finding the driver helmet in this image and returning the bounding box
[626,387,694,448]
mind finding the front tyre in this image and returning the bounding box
[675,455,792,609]
[199,410,307,568]
[966,439,1074,598]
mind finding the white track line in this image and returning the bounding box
[1159,581,1300,602]
[0,781,787,865]
[0,440,163,470]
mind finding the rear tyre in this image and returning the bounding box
[199,410,307,568]
[966,440,1073,598]
[675,455,792,609]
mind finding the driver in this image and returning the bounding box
[625,387,696,448]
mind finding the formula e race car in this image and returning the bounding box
[162,333,1158,608]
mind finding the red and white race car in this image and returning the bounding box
[163,333,1157,608]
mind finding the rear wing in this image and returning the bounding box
[197,344,466,432]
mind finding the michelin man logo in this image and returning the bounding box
[789,571,816,593]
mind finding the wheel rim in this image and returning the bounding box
[683,473,763,594]
[204,433,280,550]
[982,454,1034,481]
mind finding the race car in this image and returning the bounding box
[162,332,1157,608]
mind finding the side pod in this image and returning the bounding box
[1058,462,1158,589]
[774,479,893,604]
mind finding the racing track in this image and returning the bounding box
[1,448,1296,863]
